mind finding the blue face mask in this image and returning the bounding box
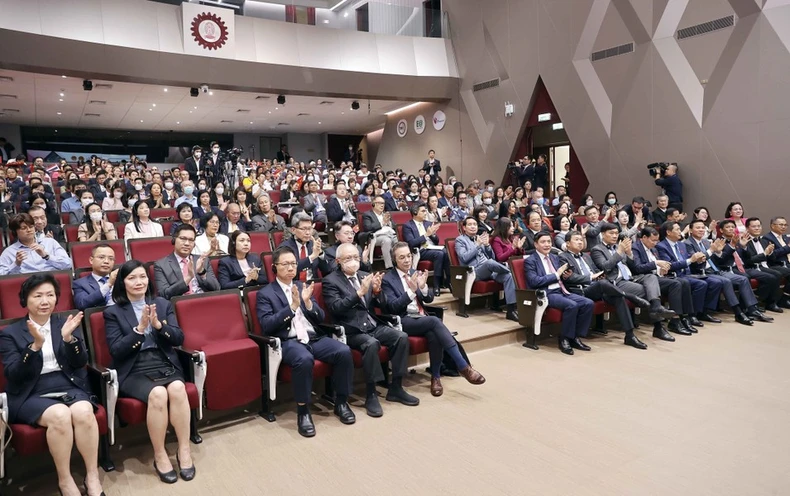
[537,198,544,205]
[607,198,617,205]
[184,186,194,195]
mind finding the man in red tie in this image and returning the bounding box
[381,242,485,397]
[524,231,594,355]
[279,212,327,278]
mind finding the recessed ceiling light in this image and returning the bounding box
[318,122,321,124]
[61,75,67,78]
[323,20,329,23]
[176,121,180,124]
[140,120,144,123]
[344,12,349,17]
[209,91,213,96]
[164,88,168,92]
[59,92,64,97]
[152,103,156,107]
[341,111,345,114]
[56,112,62,115]
[250,121,253,124]
[149,108,152,111]
[194,106,198,109]
[268,111,271,114]
[189,111,193,113]
[59,98,63,102]
[275,107,278,110]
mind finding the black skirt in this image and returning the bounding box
[120,349,185,403]
[13,371,97,426]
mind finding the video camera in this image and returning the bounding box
[228,146,244,164]
[647,162,669,177]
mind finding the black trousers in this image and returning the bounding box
[346,325,409,383]
[766,265,790,295]
[581,280,635,331]
[401,316,460,372]
[419,248,450,289]
[281,336,353,404]
[655,277,695,315]
[744,268,781,304]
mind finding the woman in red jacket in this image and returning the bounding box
[491,217,526,263]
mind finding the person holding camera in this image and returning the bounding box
[654,163,683,212]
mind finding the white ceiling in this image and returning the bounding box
[0,69,412,134]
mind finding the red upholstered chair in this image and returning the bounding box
[69,240,126,270]
[150,208,176,220]
[356,202,373,214]
[575,215,587,226]
[243,283,340,421]
[390,211,412,226]
[60,212,70,225]
[261,252,275,282]
[0,314,115,479]
[128,237,174,263]
[209,256,221,278]
[114,222,126,239]
[160,220,173,236]
[172,291,261,413]
[104,210,121,223]
[0,271,74,319]
[247,232,272,254]
[444,238,503,318]
[268,190,281,204]
[64,224,80,243]
[83,307,203,445]
[271,231,285,249]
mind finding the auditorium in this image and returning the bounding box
[0,0,788,494]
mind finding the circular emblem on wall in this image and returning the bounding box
[414,115,426,135]
[191,12,229,50]
[432,110,446,131]
[396,119,408,138]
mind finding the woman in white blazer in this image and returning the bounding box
[124,200,164,241]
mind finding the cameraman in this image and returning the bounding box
[654,163,683,212]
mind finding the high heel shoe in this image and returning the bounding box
[83,476,107,496]
[177,454,196,481]
[153,460,178,484]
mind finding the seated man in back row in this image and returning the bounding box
[454,216,518,322]
[402,203,451,295]
[153,224,220,299]
[0,213,72,275]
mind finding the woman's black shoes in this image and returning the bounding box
[177,454,197,481]
[154,461,178,484]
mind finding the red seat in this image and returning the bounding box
[268,190,281,204]
[271,231,284,249]
[445,238,503,317]
[64,224,80,243]
[209,256,221,277]
[261,252,275,283]
[247,232,272,254]
[69,240,127,270]
[60,212,70,225]
[0,271,75,319]
[128,237,174,263]
[575,215,587,226]
[160,220,173,236]
[390,211,412,225]
[150,208,176,220]
[104,210,121,223]
[356,202,373,213]
[173,291,262,411]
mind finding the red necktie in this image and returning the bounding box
[299,244,307,260]
[180,258,192,295]
[733,248,746,273]
[545,255,570,295]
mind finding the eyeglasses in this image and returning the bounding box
[207,219,220,225]
[176,236,196,244]
[275,262,298,268]
[93,255,116,261]
[294,226,312,232]
[343,256,361,262]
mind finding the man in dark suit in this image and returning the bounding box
[279,213,327,278]
[654,163,683,211]
[323,221,371,274]
[518,155,534,189]
[184,145,208,183]
[218,202,251,235]
[533,154,548,191]
[743,217,790,307]
[401,203,451,294]
[766,217,790,306]
[525,232,594,355]
[153,224,220,299]
[685,220,769,325]
[422,149,441,178]
[583,205,604,251]
[384,185,408,212]
[276,144,290,163]
[73,244,118,310]
[651,195,669,226]
[361,195,398,268]
[326,182,357,224]
[623,196,652,226]
[560,231,651,348]
[256,246,355,437]
[382,242,485,396]
[656,221,723,324]
[322,243,419,417]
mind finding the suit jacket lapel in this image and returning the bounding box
[167,254,182,282]
[122,302,140,330]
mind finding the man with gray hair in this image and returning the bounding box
[174,179,198,208]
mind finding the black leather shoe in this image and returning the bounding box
[668,320,692,336]
[735,313,754,326]
[779,299,790,309]
[688,316,704,327]
[433,287,441,296]
[176,455,196,482]
[649,304,676,320]
[569,338,591,351]
[365,394,383,417]
[624,334,647,349]
[558,338,574,355]
[297,412,316,437]
[626,295,650,309]
[386,387,420,406]
[698,313,721,323]
[506,310,519,322]
[153,461,178,484]
[652,325,675,341]
[766,303,784,313]
[747,311,773,322]
[681,318,698,333]
[333,402,356,425]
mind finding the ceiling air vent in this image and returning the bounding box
[472,78,500,92]
[236,109,251,113]
[255,95,270,100]
[0,94,17,99]
[297,113,310,117]
[88,100,106,105]
[591,42,634,62]
[84,113,101,117]
[677,15,735,40]
[0,76,13,83]
[1,108,20,113]
[220,120,233,123]
[94,83,113,90]
[277,122,290,126]
[319,101,334,105]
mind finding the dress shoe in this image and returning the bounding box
[153,461,178,484]
[667,320,692,336]
[735,313,754,326]
[626,295,650,309]
[688,316,704,327]
[297,412,316,437]
[569,337,591,351]
[333,402,356,424]
[430,377,443,397]
[458,366,486,385]
[779,299,790,309]
[697,313,721,323]
[681,318,698,333]
[766,303,784,313]
[365,394,383,417]
[747,310,773,322]
[652,325,675,341]
[176,454,196,482]
[558,338,574,355]
[649,304,676,320]
[386,387,420,406]
[624,334,647,349]
[84,477,107,496]
[506,308,519,322]
[433,287,442,296]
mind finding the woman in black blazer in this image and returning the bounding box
[218,231,268,289]
[0,274,105,496]
[103,260,196,484]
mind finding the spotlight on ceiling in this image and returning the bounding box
[351,100,360,110]
[82,80,93,91]
[190,87,199,97]
[277,95,286,105]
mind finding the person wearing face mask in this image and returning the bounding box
[69,190,97,225]
[577,194,596,215]
[209,182,230,211]
[61,180,88,213]
[102,185,125,212]
[529,187,550,216]
[208,141,224,177]
[174,180,198,208]
[162,177,178,204]
[77,203,117,242]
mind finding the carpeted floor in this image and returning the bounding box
[6,314,790,496]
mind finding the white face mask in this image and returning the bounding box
[483,198,492,205]
[128,199,137,208]
[194,152,202,159]
[212,147,220,153]
[164,182,174,190]
[114,191,123,199]
[81,198,94,206]
[134,183,143,191]
[89,211,103,222]
[198,184,206,190]
[586,199,594,206]
[343,260,360,274]
[215,187,224,195]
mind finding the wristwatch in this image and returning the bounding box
[42,254,50,260]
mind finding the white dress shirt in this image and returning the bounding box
[397,269,428,316]
[30,318,61,375]
[539,254,561,290]
[277,279,314,341]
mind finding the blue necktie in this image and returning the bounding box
[672,243,686,274]
[699,241,719,272]
[609,246,631,281]
[576,254,590,277]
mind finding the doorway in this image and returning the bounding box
[357,3,369,32]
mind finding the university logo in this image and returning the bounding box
[191,12,229,50]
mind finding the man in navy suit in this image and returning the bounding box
[743,217,790,307]
[657,221,723,325]
[401,203,450,294]
[524,231,594,355]
[382,242,485,397]
[72,244,118,310]
[256,247,355,437]
[422,149,441,177]
[279,213,328,278]
[326,182,357,224]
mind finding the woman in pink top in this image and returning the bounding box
[725,202,747,234]
[491,217,526,263]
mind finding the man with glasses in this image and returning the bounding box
[256,246,356,437]
[73,244,118,309]
[280,212,327,277]
[0,213,72,275]
[448,190,472,222]
[402,203,451,295]
[323,243,419,418]
[303,180,328,226]
[324,221,371,273]
[361,195,398,269]
[153,224,220,299]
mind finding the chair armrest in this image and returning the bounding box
[422,305,445,320]
[175,347,206,420]
[515,288,549,336]
[449,265,476,304]
[317,324,347,344]
[0,392,6,478]
[248,334,278,348]
[88,363,119,445]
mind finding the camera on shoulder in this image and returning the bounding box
[647,162,668,177]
